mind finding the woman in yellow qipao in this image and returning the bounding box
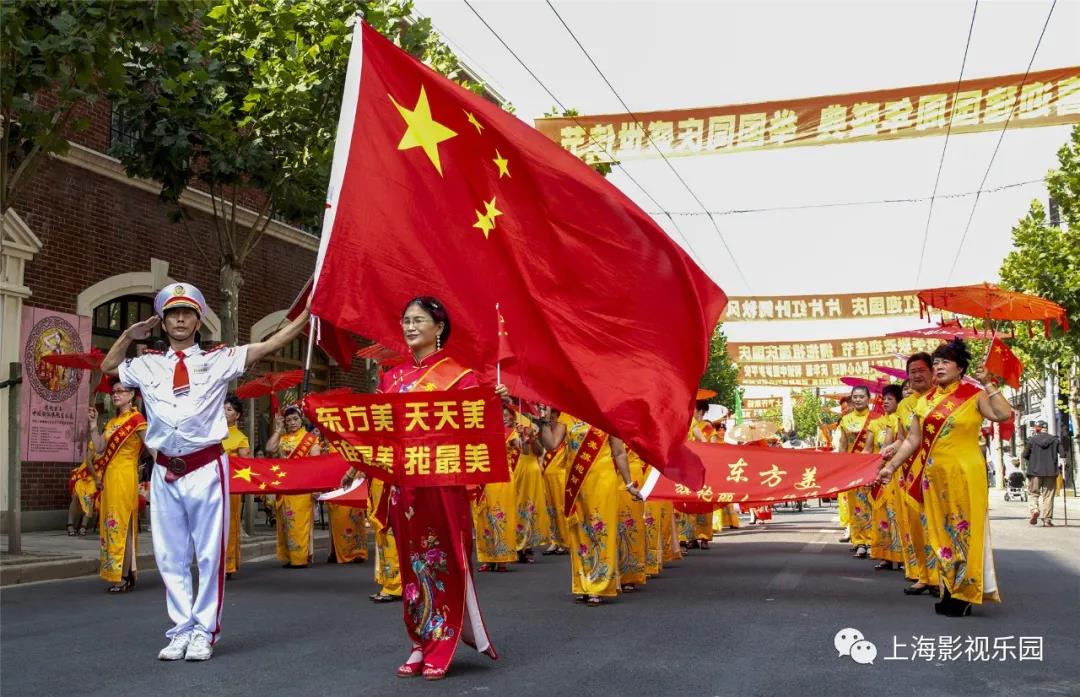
[633,450,664,578]
[89,380,146,592]
[266,405,320,569]
[540,440,570,555]
[67,441,98,537]
[838,386,875,558]
[512,412,549,563]
[368,476,402,601]
[539,406,643,605]
[885,353,941,595]
[864,384,904,570]
[616,449,648,589]
[879,340,1012,617]
[221,395,251,579]
[472,406,521,571]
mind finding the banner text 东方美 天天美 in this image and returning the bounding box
[535,67,1080,163]
[303,389,511,488]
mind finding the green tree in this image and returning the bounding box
[108,0,487,345]
[999,125,1080,462]
[700,323,739,410]
[0,0,192,213]
[791,389,835,441]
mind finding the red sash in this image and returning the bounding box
[505,429,521,473]
[847,410,872,454]
[91,412,146,479]
[563,424,608,516]
[542,444,564,470]
[286,430,319,460]
[906,383,981,503]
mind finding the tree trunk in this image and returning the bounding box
[220,262,243,347]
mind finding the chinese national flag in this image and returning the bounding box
[229,454,352,495]
[985,337,1023,389]
[309,23,726,487]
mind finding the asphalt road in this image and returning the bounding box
[3,501,1077,697]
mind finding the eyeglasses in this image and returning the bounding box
[400,317,432,328]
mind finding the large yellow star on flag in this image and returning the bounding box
[493,150,510,178]
[233,466,258,483]
[390,86,457,175]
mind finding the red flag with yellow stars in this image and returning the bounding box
[310,22,727,487]
[984,337,1023,389]
[229,454,352,495]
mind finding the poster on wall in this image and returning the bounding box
[19,306,92,463]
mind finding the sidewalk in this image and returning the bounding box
[1,524,330,586]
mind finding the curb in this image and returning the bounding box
[1,534,331,587]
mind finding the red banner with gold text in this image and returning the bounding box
[303,390,510,487]
[643,442,881,506]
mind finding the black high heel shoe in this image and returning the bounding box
[903,584,930,596]
[943,600,972,617]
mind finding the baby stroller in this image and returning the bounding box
[1003,471,1028,502]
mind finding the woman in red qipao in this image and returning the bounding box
[340,296,497,681]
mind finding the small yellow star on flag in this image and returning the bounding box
[465,110,484,134]
[471,196,503,239]
[259,483,267,490]
[493,150,510,178]
[233,467,258,483]
[270,465,280,472]
[390,85,457,175]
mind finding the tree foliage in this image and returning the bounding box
[998,125,1080,377]
[0,0,190,212]
[791,388,835,440]
[699,323,739,410]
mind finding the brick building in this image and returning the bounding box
[1,99,369,529]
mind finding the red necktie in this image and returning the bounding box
[173,351,190,397]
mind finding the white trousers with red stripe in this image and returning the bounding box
[150,454,229,644]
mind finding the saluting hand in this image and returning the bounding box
[127,315,161,341]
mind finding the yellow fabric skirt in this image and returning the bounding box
[473,481,518,563]
[226,494,242,573]
[659,501,681,563]
[898,492,940,586]
[845,487,874,546]
[98,459,138,583]
[328,503,368,563]
[568,463,621,597]
[869,480,904,563]
[692,511,713,541]
[542,459,569,547]
[643,501,664,576]
[616,486,647,586]
[368,481,401,595]
[514,455,550,551]
[275,494,313,566]
[73,475,98,518]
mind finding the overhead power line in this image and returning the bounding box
[914,0,979,287]
[945,0,1058,283]
[543,0,754,293]
[459,0,708,269]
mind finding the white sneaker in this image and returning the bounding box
[158,633,191,661]
[184,633,213,661]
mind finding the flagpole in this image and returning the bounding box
[495,302,501,386]
[301,315,317,395]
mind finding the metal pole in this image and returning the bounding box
[7,363,22,555]
[245,396,256,535]
[300,315,317,395]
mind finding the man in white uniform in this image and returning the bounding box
[102,282,310,661]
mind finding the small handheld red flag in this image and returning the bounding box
[496,303,514,364]
[985,337,1022,389]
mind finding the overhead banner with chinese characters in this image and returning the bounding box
[730,336,942,362]
[535,66,1080,162]
[739,356,906,383]
[302,390,510,487]
[642,442,881,505]
[722,290,948,322]
[743,397,782,411]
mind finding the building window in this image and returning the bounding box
[109,102,139,149]
[92,294,155,355]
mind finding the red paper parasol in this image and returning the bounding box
[236,369,305,399]
[41,348,105,371]
[840,376,890,394]
[871,365,908,380]
[917,283,1068,336]
[885,319,984,340]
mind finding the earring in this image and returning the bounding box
[436,335,442,351]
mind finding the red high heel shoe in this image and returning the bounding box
[397,648,423,678]
[423,664,448,681]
